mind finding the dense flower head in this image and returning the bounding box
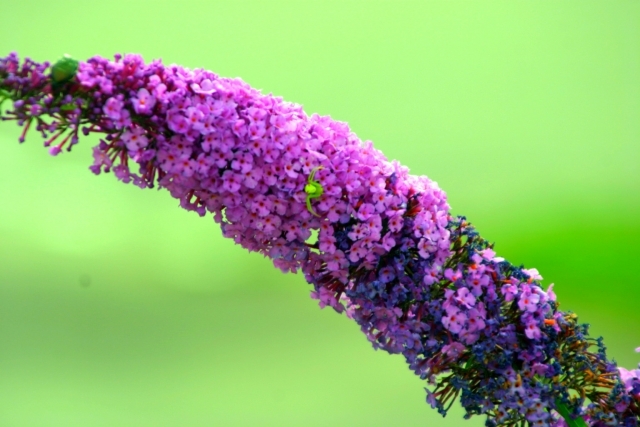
[1,52,638,427]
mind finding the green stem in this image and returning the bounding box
[0,88,10,107]
[555,400,589,427]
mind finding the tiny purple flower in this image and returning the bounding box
[524,318,542,340]
[191,78,216,95]
[167,111,189,134]
[103,97,123,120]
[132,88,156,115]
[442,308,467,334]
[379,266,395,283]
[518,286,540,312]
[454,287,476,308]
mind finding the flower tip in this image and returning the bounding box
[635,346,640,353]
[48,145,62,156]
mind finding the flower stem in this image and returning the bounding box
[555,400,589,427]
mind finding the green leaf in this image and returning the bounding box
[554,400,589,427]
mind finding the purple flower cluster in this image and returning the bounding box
[73,54,453,287]
[1,52,638,426]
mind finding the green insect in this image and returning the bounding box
[304,166,324,217]
[51,54,79,88]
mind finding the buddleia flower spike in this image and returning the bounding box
[1,52,639,427]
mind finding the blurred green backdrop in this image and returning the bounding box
[0,1,639,426]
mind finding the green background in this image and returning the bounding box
[0,1,638,426]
